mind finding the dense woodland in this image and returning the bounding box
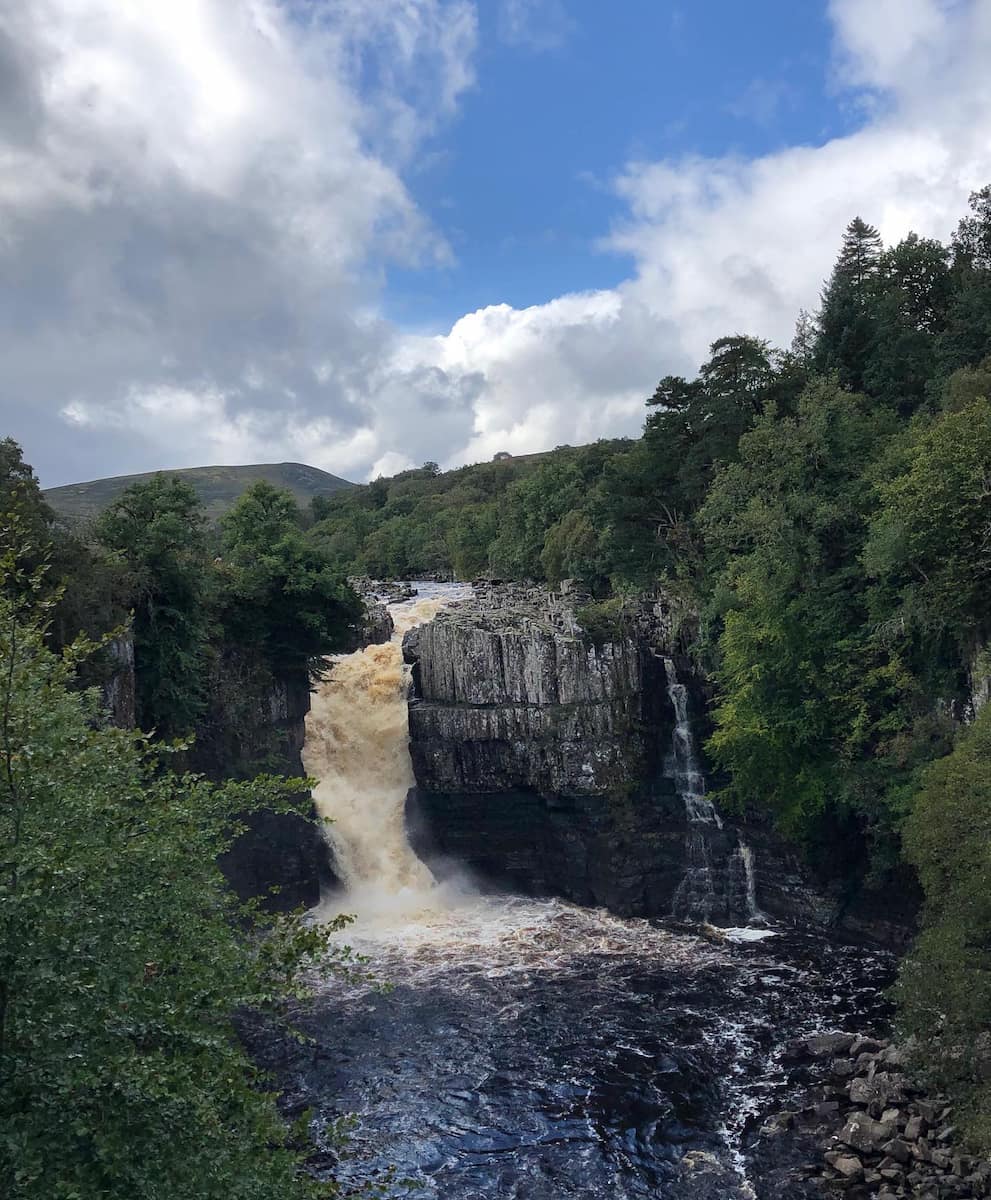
[3,184,991,1190]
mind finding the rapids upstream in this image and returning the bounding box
[277,583,892,1199]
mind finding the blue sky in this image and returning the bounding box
[388,1,846,327]
[2,0,991,486]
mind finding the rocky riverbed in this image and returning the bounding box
[759,1033,991,1198]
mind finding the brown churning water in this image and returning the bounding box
[302,586,468,919]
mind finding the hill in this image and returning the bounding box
[44,462,355,524]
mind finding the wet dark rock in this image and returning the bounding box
[827,1152,864,1179]
[403,583,917,943]
[761,1035,991,1198]
[358,599,393,646]
[404,585,700,917]
[347,575,418,604]
[839,1114,897,1152]
[214,664,334,911]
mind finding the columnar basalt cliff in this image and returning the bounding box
[404,583,753,920]
[403,583,886,933]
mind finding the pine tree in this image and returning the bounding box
[815,217,884,391]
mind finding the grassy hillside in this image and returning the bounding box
[45,462,354,524]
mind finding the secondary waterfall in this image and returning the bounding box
[303,585,469,914]
[664,657,764,926]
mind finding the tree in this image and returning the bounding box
[0,440,55,594]
[951,184,991,273]
[700,381,907,868]
[540,509,599,587]
[816,217,884,391]
[863,396,991,647]
[95,476,212,737]
[0,589,350,1199]
[219,482,361,673]
[938,187,991,376]
[862,234,952,413]
[698,335,775,414]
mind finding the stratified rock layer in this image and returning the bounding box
[403,583,919,942]
[404,584,704,917]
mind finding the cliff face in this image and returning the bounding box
[202,652,334,913]
[406,609,653,797]
[206,598,394,913]
[403,584,903,938]
[403,584,698,917]
[101,634,136,729]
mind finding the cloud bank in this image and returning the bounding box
[2,0,990,486]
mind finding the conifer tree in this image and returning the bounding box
[815,217,884,391]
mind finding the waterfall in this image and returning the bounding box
[738,840,765,925]
[303,587,465,915]
[663,656,765,926]
[663,656,721,829]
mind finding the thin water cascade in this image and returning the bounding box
[737,840,766,926]
[664,656,765,926]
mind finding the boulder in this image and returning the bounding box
[840,1114,897,1153]
[881,1138,912,1164]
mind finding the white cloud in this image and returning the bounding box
[397,0,991,461]
[0,0,476,485]
[2,0,991,490]
[497,0,573,52]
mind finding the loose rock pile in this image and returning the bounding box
[770,1032,990,1198]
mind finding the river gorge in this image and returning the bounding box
[261,583,895,1199]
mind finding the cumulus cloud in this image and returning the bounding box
[2,0,991,488]
[0,0,476,485]
[404,0,991,465]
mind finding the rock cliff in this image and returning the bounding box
[403,583,903,938]
[403,584,703,918]
[200,651,333,912]
[101,633,136,728]
[207,592,393,913]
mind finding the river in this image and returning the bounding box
[273,584,891,1199]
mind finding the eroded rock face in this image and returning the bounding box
[212,659,334,913]
[404,585,672,798]
[101,633,136,728]
[404,584,702,916]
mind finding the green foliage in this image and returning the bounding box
[0,594,353,1199]
[0,438,54,568]
[815,217,884,392]
[218,481,362,675]
[576,597,631,647]
[863,397,991,645]
[309,443,632,587]
[700,384,904,851]
[894,703,991,1148]
[95,475,212,737]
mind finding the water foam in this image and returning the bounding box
[304,584,471,921]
